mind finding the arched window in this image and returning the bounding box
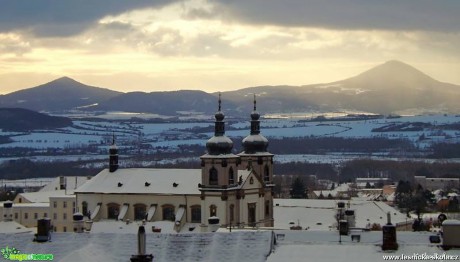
[162,204,175,221]
[107,203,120,219]
[264,165,270,182]
[265,200,270,217]
[229,204,235,222]
[134,204,147,220]
[209,167,218,185]
[210,205,217,217]
[229,167,234,184]
[191,205,201,223]
[82,201,88,217]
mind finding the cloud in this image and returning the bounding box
[211,0,460,32]
[0,33,31,55]
[0,0,173,36]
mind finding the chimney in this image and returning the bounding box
[109,134,119,173]
[130,226,153,262]
[59,176,66,190]
[3,201,13,222]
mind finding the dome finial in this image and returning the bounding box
[218,92,221,112]
[253,93,257,111]
[112,132,116,145]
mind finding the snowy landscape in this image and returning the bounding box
[2,113,460,166]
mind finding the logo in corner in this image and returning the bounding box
[1,246,54,261]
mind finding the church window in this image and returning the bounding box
[209,167,218,185]
[229,167,234,184]
[191,205,201,223]
[210,205,217,217]
[265,200,270,217]
[229,204,234,222]
[82,201,88,216]
[250,177,254,184]
[264,165,270,182]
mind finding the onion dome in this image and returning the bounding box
[206,93,234,155]
[242,95,269,154]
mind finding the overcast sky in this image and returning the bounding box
[1,0,459,94]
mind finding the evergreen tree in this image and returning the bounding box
[395,180,412,213]
[290,177,307,199]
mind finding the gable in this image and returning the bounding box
[240,169,264,190]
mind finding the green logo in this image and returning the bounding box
[1,246,53,261]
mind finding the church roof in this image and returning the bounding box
[241,95,270,154]
[75,168,201,195]
[205,94,234,155]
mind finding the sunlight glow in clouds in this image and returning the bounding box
[0,0,459,94]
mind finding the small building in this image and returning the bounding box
[442,220,460,248]
[414,176,459,191]
[0,176,90,232]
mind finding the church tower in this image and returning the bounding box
[238,95,274,226]
[109,134,119,172]
[199,94,240,229]
[238,95,273,182]
[200,94,239,188]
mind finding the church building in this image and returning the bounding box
[75,95,274,232]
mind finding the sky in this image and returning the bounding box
[0,0,459,94]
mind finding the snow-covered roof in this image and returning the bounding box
[0,230,272,262]
[39,176,91,193]
[75,168,202,195]
[17,190,74,203]
[200,153,239,159]
[274,199,407,230]
[238,152,274,156]
[356,178,390,181]
[268,231,451,262]
[442,219,460,226]
[8,202,50,208]
[0,221,34,234]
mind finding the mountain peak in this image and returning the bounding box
[48,76,81,86]
[347,60,436,87]
[0,76,122,111]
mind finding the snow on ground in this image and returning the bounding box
[1,114,460,161]
[274,199,408,231]
[268,231,460,262]
[0,178,54,188]
[133,123,211,135]
[0,230,272,262]
[0,132,102,149]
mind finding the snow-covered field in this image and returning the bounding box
[1,114,460,164]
